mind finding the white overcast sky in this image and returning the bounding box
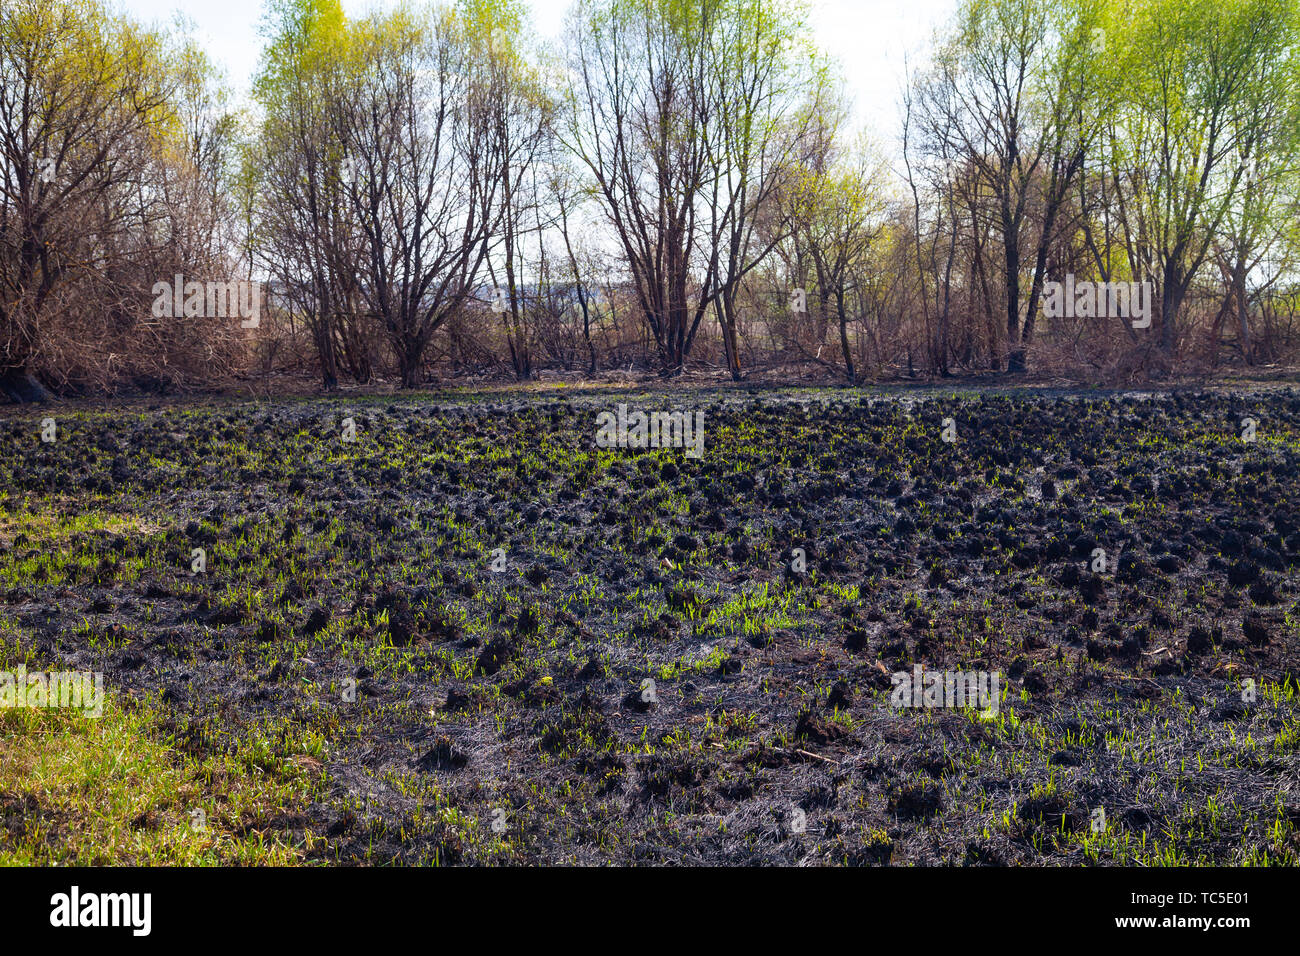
[116,0,956,153]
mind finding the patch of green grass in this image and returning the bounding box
[0,696,316,865]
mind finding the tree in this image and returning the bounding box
[1110,0,1300,361]
[914,0,1109,373]
[784,136,889,383]
[251,0,357,389]
[342,3,519,389]
[563,0,825,377]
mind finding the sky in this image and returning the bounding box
[116,0,958,155]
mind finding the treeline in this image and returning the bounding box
[3,0,1300,399]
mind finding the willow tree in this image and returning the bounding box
[563,0,827,377]
[252,0,360,389]
[783,137,890,383]
[1213,2,1300,364]
[913,0,1111,373]
[341,3,522,389]
[1106,0,1300,360]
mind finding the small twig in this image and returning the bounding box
[793,748,837,765]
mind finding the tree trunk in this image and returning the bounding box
[837,289,855,384]
[399,344,422,389]
[1003,204,1025,374]
[316,316,339,390]
[581,298,597,375]
[1234,258,1251,364]
[1160,262,1186,357]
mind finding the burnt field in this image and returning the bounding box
[1,386,1299,866]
